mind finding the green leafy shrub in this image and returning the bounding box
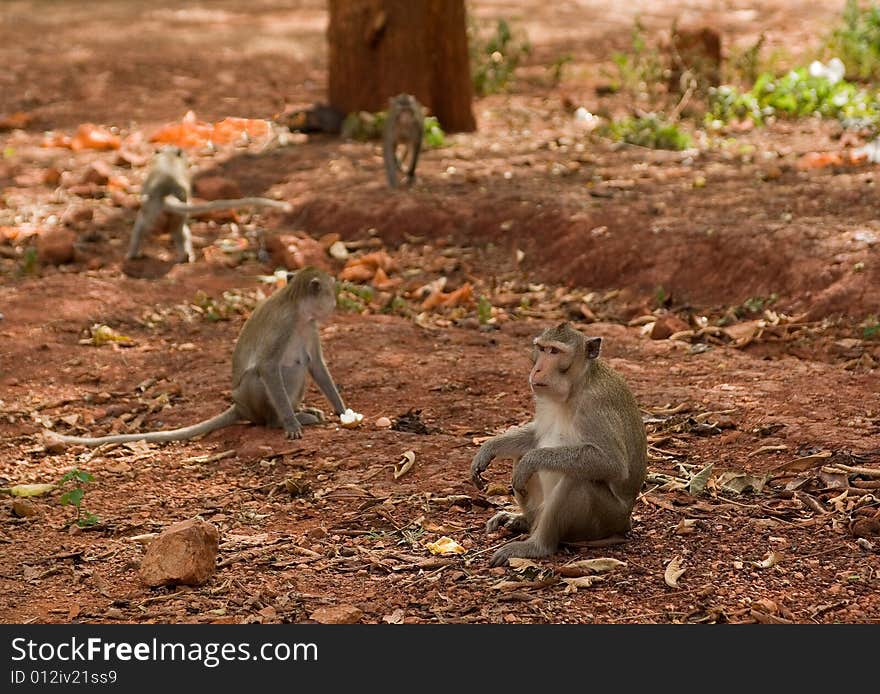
[604,115,692,150]
[58,468,98,527]
[707,66,880,130]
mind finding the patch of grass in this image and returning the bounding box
[827,0,880,81]
[863,314,880,339]
[603,114,692,151]
[469,17,531,96]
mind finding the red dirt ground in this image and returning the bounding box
[0,1,878,624]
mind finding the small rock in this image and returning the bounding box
[309,605,363,624]
[42,167,62,186]
[306,526,328,540]
[81,160,115,186]
[61,207,94,228]
[832,338,864,359]
[12,499,38,517]
[193,176,241,201]
[139,518,219,587]
[265,233,330,271]
[328,240,349,261]
[37,228,77,265]
[375,416,392,428]
[650,314,689,340]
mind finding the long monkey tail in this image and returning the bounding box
[161,195,292,215]
[44,406,240,448]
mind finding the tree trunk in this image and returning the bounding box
[327,0,476,132]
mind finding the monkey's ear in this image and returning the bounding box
[585,337,602,360]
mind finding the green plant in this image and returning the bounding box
[737,293,778,316]
[58,468,99,527]
[342,110,446,148]
[727,33,766,85]
[469,18,531,96]
[603,114,692,150]
[18,246,38,276]
[423,116,445,148]
[477,295,492,324]
[607,19,666,104]
[827,0,880,81]
[548,52,574,85]
[336,280,374,313]
[863,314,880,339]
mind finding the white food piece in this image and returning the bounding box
[339,408,364,428]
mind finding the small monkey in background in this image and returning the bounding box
[45,267,346,447]
[127,146,292,263]
[471,323,647,567]
[382,94,424,189]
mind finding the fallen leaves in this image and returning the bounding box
[79,324,134,347]
[3,483,56,497]
[424,536,467,555]
[664,556,686,588]
[43,124,121,151]
[150,111,270,149]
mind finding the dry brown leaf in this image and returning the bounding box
[748,444,788,458]
[421,282,474,310]
[424,536,466,555]
[563,557,626,573]
[722,319,765,347]
[772,450,832,472]
[664,556,686,588]
[675,518,699,535]
[382,608,405,624]
[562,575,604,592]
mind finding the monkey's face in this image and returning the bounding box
[529,339,577,401]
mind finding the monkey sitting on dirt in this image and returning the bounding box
[382,94,424,189]
[127,146,292,263]
[45,267,347,446]
[471,323,648,566]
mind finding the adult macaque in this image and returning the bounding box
[127,146,292,263]
[382,94,424,189]
[470,323,647,566]
[45,267,346,447]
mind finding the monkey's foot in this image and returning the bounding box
[296,407,325,425]
[284,426,304,440]
[489,539,553,567]
[486,512,529,534]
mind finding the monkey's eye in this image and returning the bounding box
[546,346,560,355]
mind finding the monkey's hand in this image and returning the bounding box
[470,447,495,491]
[511,451,539,496]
